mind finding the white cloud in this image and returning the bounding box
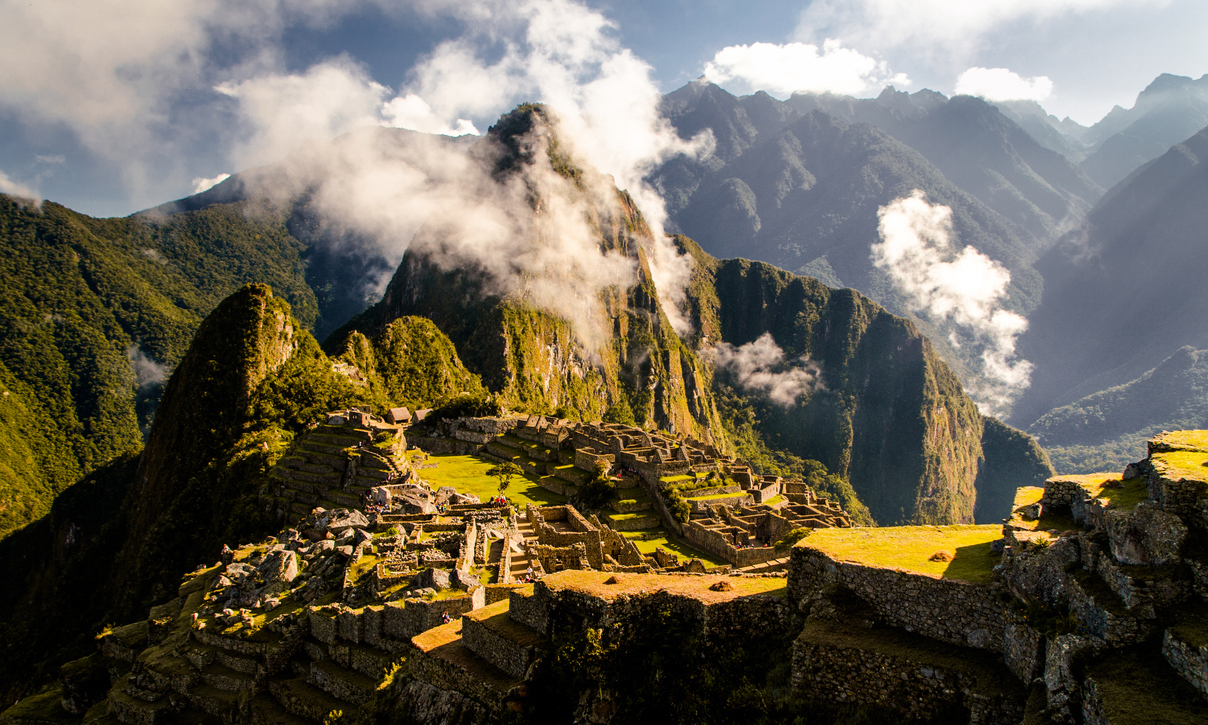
[381,95,479,136]
[0,0,375,200]
[217,57,392,169]
[955,67,1053,102]
[126,345,168,389]
[0,169,41,208]
[703,40,909,98]
[191,173,230,194]
[871,190,1032,415]
[219,0,707,337]
[705,333,824,407]
[796,0,1154,59]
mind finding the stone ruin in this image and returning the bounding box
[15,410,872,725]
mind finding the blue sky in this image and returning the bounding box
[1,0,1205,217]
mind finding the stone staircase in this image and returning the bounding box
[409,590,546,705]
[508,516,538,582]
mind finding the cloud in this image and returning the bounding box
[703,40,909,98]
[381,94,479,136]
[796,0,1153,60]
[219,0,708,342]
[871,190,1032,415]
[955,67,1053,102]
[0,169,41,208]
[0,0,376,202]
[126,345,168,389]
[191,173,231,194]
[705,333,823,407]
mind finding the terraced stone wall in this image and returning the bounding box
[790,548,1007,651]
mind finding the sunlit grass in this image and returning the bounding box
[799,525,1002,583]
[415,453,567,508]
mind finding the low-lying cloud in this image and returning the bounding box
[218,0,708,349]
[191,173,230,194]
[126,345,168,389]
[705,333,824,407]
[0,169,41,209]
[704,40,909,98]
[955,67,1053,102]
[871,190,1032,415]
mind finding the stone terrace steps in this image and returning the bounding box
[411,619,521,694]
[247,692,312,725]
[308,658,378,706]
[268,676,358,723]
[461,600,543,680]
[185,682,243,721]
[738,556,790,573]
[201,662,257,692]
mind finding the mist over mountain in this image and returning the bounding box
[652,81,1046,413]
[1013,122,1208,437]
[1078,73,1208,189]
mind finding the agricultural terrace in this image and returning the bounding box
[798,525,1002,584]
[410,452,567,508]
[540,569,787,602]
[620,528,729,569]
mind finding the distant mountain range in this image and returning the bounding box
[654,75,1208,473]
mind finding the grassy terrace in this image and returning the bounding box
[541,569,786,602]
[1152,449,1208,484]
[798,525,1002,584]
[620,528,728,568]
[411,452,567,508]
[1153,430,1208,450]
[684,491,747,502]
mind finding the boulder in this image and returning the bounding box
[258,549,299,586]
[412,568,451,591]
[451,569,480,590]
[434,487,459,505]
[1106,501,1188,566]
[449,493,481,506]
[352,529,373,546]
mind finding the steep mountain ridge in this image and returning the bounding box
[1013,122,1208,430]
[1079,73,1208,188]
[0,284,375,701]
[0,195,324,536]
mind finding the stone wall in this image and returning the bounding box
[792,624,1025,724]
[1162,628,1208,698]
[790,547,1007,651]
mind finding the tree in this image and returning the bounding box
[486,462,524,496]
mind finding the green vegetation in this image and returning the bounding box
[485,462,524,496]
[800,525,1002,583]
[414,454,566,508]
[1152,449,1208,484]
[576,461,615,510]
[0,191,386,537]
[711,377,875,526]
[774,527,812,550]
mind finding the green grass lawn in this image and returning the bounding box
[800,525,1002,584]
[620,527,729,568]
[763,495,785,507]
[415,453,567,508]
[684,491,747,501]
